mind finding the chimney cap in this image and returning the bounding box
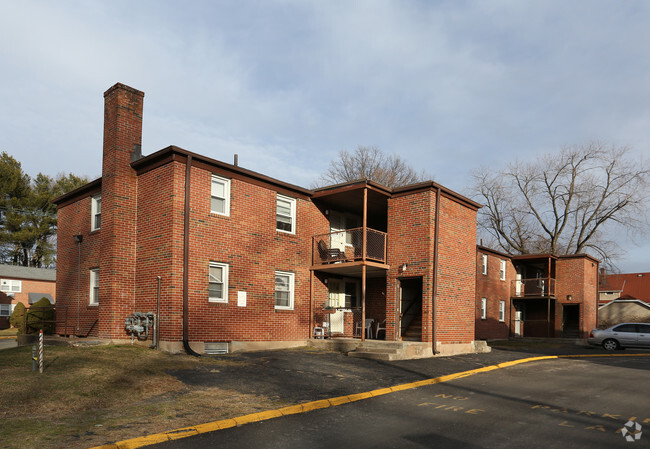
[104,82,145,98]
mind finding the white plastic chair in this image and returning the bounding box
[375,319,386,339]
[355,318,374,338]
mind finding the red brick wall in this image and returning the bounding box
[436,195,477,345]
[475,250,513,340]
[555,257,599,337]
[55,192,101,336]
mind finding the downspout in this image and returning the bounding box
[432,185,441,354]
[183,154,201,357]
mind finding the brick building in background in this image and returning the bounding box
[53,83,599,357]
[0,265,56,329]
[475,247,599,340]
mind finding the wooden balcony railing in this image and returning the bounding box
[313,228,387,265]
[511,277,556,298]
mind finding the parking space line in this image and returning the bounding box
[90,352,650,449]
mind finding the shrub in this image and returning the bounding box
[26,298,55,334]
[9,302,26,333]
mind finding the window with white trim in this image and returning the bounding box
[0,279,21,293]
[481,254,488,275]
[89,269,99,305]
[0,304,11,317]
[91,194,101,231]
[481,298,487,320]
[209,262,229,302]
[499,260,506,281]
[274,271,294,310]
[276,194,296,234]
[499,300,506,322]
[210,175,231,216]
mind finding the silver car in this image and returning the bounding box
[588,323,650,350]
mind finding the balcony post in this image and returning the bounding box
[362,187,367,261]
[362,264,367,341]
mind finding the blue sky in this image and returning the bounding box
[1,1,648,271]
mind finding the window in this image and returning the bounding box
[0,304,11,317]
[89,269,99,305]
[210,175,231,216]
[499,260,506,281]
[481,298,487,320]
[481,254,488,275]
[276,194,296,234]
[499,301,506,322]
[91,195,101,231]
[275,271,295,310]
[209,262,229,302]
[0,279,21,293]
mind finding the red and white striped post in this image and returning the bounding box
[38,329,43,374]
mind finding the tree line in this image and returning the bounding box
[0,152,88,268]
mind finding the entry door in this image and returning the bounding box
[514,304,524,337]
[328,279,345,333]
[329,212,347,252]
[515,273,523,296]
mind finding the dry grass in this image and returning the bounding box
[0,327,18,337]
[0,345,283,449]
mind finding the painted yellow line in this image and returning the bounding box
[0,336,17,340]
[89,352,650,449]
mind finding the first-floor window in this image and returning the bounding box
[0,304,11,317]
[89,269,99,305]
[275,271,294,310]
[481,298,487,320]
[209,262,229,302]
[1,279,22,293]
[499,301,506,322]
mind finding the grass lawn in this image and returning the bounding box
[0,344,281,449]
[0,327,19,337]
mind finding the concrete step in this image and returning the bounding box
[348,351,396,361]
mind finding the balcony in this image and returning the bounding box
[511,277,556,298]
[313,228,387,265]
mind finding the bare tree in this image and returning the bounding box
[315,146,428,188]
[472,142,649,265]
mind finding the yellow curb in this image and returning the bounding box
[0,336,17,340]
[90,352,650,449]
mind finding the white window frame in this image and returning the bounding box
[481,254,488,275]
[276,194,296,234]
[209,262,229,303]
[481,298,487,320]
[210,175,231,216]
[274,271,295,310]
[0,279,21,293]
[499,300,506,322]
[0,304,11,317]
[89,268,99,306]
[499,260,506,281]
[91,194,101,231]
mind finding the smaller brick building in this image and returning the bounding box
[0,265,56,329]
[475,246,599,340]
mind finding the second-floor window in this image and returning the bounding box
[211,175,231,216]
[91,195,101,231]
[499,260,506,281]
[0,279,21,293]
[276,194,296,234]
[481,254,488,275]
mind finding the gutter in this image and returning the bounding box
[183,154,201,357]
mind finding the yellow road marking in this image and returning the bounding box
[90,352,650,449]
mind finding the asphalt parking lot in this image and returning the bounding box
[155,353,650,449]
[95,341,650,448]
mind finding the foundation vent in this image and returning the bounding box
[204,342,229,355]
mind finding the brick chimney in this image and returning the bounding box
[98,83,144,339]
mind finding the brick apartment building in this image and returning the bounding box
[53,83,598,356]
[475,246,599,340]
[0,265,56,329]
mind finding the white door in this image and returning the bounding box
[329,212,346,253]
[328,279,345,334]
[514,310,523,337]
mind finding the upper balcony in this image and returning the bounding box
[313,228,387,266]
[511,277,556,298]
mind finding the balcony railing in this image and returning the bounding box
[313,227,387,265]
[511,277,556,298]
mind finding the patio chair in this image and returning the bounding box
[355,318,375,338]
[375,319,386,339]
